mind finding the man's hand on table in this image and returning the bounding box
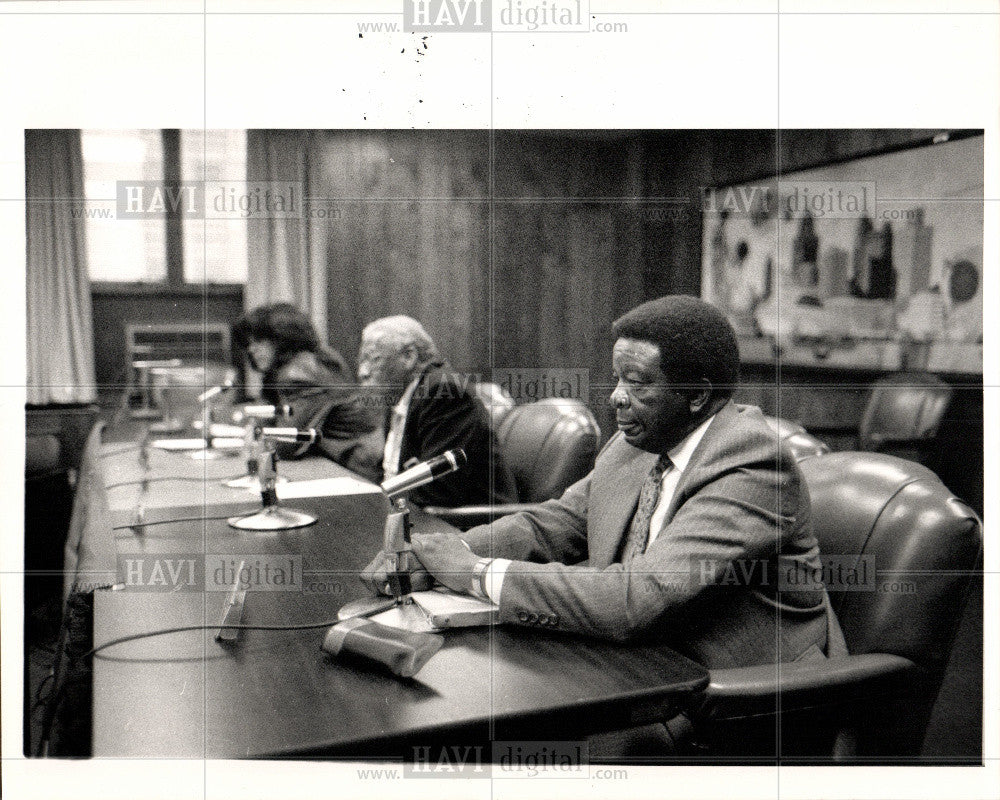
[359,549,435,596]
[359,531,478,596]
[410,532,479,594]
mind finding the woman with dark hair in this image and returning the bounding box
[235,303,349,401]
[232,303,382,480]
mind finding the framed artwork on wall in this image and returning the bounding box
[701,131,983,375]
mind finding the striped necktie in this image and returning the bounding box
[620,455,672,565]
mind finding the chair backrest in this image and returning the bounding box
[799,452,981,677]
[497,398,600,503]
[762,415,831,462]
[25,434,62,478]
[472,381,517,430]
[858,372,954,456]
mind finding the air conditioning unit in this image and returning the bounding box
[125,323,232,415]
[125,322,231,364]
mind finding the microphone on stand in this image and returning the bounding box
[227,428,323,531]
[191,374,237,460]
[259,427,322,445]
[380,449,467,499]
[221,406,295,489]
[379,449,467,598]
[337,448,468,615]
[196,376,235,404]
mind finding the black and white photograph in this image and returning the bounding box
[3,3,997,800]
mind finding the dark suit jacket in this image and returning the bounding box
[462,401,847,669]
[395,363,518,508]
[263,349,383,482]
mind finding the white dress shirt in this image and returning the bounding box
[479,413,718,603]
[381,376,421,479]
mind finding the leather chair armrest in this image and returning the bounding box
[698,653,919,721]
[863,435,937,464]
[865,434,936,451]
[866,431,937,443]
[423,503,543,530]
[806,423,857,435]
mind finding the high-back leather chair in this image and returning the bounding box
[762,415,831,463]
[472,381,517,430]
[499,398,600,503]
[692,452,982,761]
[426,398,600,529]
[858,372,954,464]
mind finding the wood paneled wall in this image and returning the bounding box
[490,133,646,397]
[318,130,492,375]
[314,129,946,435]
[317,131,647,431]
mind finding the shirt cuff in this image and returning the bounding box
[484,558,512,603]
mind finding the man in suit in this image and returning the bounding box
[363,296,845,669]
[358,315,518,508]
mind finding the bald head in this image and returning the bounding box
[358,316,441,399]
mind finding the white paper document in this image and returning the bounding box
[370,589,499,632]
[271,477,382,499]
[149,437,243,451]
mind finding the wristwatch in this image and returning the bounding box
[470,557,493,600]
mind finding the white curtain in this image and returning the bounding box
[26,130,97,404]
[245,130,327,333]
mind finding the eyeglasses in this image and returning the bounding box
[359,343,415,365]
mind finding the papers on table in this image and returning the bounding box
[371,601,439,633]
[370,589,499,632]
[273,477,383,499]
[191,421,246,438]
[149,437,244,451]
[208,423,246,438]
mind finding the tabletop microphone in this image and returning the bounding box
[197,376,235,404]
[380,449,467,499]
[334,448,469,623]
[236,403,293,421]
[260,427,321,444]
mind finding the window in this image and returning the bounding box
[81,130,167,282]
[80,128,248,286]
[180,129,248,284]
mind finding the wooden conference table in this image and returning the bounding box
[82,422,709,759]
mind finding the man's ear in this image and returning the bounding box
[689,379,713,414]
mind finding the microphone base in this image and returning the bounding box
[131,408,161,420]
[222,474,288,489]
[227,506,316,531]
